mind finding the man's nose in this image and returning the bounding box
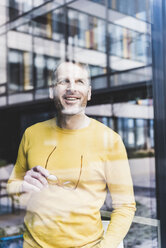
[67,80,76,91]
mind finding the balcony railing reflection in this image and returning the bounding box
[91,65,152,90]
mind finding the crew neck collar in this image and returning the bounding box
[50,117,93,134]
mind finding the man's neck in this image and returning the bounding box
[56,113,90,130]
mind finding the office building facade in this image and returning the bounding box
[0,0,166,247]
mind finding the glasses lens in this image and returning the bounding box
[45,148,83,190]
[47,174,59,185]
[62,181,76,190]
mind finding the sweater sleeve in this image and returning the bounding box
[99,135,136,248]
[7,129,29,195]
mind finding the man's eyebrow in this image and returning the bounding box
[57,77,87,81]
[57,76,69,80]
[76,78,86,81]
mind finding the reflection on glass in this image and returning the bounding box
[68,9,79,46]
[89,65,106,77]
[0,35,7,84]
[16,22,33,34]
[9,49,33,92]
[150,119,154,148]
[127,119,135,148]
[34,54,45,88]
[1,0,158,247]
[52,8,65,41]
[34,54,59,88]
[8,49,22,92]
[111,66,152,86]
[136,119,145,148]
[108,117,114,129]
[33,13,52,39]
[78,12,88,47]
[9,0,33,20]
[23,52,33,90]
[34,10,65,39]
[117,117,123,138]
[135,0,151,22]
[91,75,107,89]
[92,0,151,22]
[68,9,106,52]
[33,0,50,8]
[109,23,151,63]
[90,110,156,246]
[124,223,158,248]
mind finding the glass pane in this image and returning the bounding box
[8,49,33,92]
[0,3,8,26]
[33,13,53,39]
[34,54,45,88]
[0,1,160,248]
[34,54,59,88]
[33,0,50,8]
[9,0,33,21]
[0,35,7,84]
[52,8,65,41]
[108,0,151,22]
[8,49,23,92]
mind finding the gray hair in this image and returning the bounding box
[52,59,91,85]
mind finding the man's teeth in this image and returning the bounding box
[66,97,78,100]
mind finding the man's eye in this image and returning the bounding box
[77,80,84,84]
[58,79,70,84]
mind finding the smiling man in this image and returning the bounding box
[52,61,91,129]
[54,61,91,116]
[8,60,136,248]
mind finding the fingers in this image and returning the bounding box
[24,173,45,189]
[22,165,50,193]
[21,181,41,193]
[33,165,49,178]
[27,169,48,186]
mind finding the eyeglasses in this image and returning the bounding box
[45,146,83,190]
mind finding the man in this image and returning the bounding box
[8,60,136,248]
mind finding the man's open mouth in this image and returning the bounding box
[64,96,80,102]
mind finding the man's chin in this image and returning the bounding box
[61,107,85,116]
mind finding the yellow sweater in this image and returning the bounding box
[8,118,136,248]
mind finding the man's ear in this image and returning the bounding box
[49,86,53,99]
[88,86,91,101]
[49,85,56,99]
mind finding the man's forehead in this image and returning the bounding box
[56,62,88,79]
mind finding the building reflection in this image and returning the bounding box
[0,1,158,248]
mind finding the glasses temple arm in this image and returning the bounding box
[45,146,57,169]
[74,155,83,190]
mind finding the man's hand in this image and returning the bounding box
[22,166,49,193]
